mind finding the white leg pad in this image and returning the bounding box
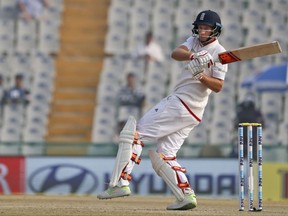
[149,150,185,201]
[109,116,136,187]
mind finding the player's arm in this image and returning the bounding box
[199,75,223,93]
[171,45,192,61]
[186,55,224,92]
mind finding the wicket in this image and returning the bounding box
[238,123,263,211]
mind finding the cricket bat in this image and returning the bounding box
[217,41,282,64]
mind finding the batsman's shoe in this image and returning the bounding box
[97,186,131,199]
[166,193,197,210]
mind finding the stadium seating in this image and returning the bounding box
[1,0,287,158]
[0,0,63,148]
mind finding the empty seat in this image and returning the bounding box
[153,4,174,25]
[146,60,169,84]
[175,21,194,46]
[133,0,153,10]
[16,19,38,54]
[0,0,18,20]
[22,125,45,143]
[174,6,195,27]
[130,5,151,24]
[108,4,129,31]
[91,105,117,143]
[31,52,55,72]
[219,35,242,51]
[152,22,173,54]
[33,71,54,90]
[247,0,270,10]
[42,1,64,25]
[25,109,48,128]
[167,61,182,93]
[0,125,22,142]
[29,91,51,105]
[26,100,50,116]
[241,9,264,29]
[222,0,245,10]
[38,20,60,54]
[251,55,274,69]
[111,0,132,8]
[96,79,120,105]
[26,100,49,115]
[262,128,278,146]
[269,24,288,47]
[186,124,209,145]
[178,0,200,9]
[260,92,284,121]
[144,82,167,109]
[220,9,242,28]
[0,55,11,87]
[30,84,52,104]
[32,80,53,97]
[265,10,286,27]
[209,125,233,157]
[100,68,123,86]
[214,89,236,103]
[9,52,31,72]
[245,24,269,45]
[104,28,127,55]
[2,104,25,126]
[220,22,243,47]
[270,0,288,13]
[0,19,15,54]
[146,71,168,89]
[200,0,222,9]
[102,56,125,73]
[108,18,128,37]
[155,0,177,8]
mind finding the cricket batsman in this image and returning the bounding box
[97,10,228,210]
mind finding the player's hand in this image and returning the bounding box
[187,59,203,80]
[192,72,203,81]
[191,50,214,68]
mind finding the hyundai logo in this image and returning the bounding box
[28,164,98,194]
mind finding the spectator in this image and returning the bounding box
[17,0,50,21]
[231,92,265,159]
[116,72,145,134]
[132,31,165,73]
[2,74,30,106]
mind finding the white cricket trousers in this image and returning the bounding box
[118,95,200,187]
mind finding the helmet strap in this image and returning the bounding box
[199,37,216,46]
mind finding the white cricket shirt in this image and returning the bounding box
[173,36,228,119]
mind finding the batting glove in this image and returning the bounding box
[192,72,203,81]
[187,59,204,80]
[190,50,214,68]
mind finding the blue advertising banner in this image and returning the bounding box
[26,157,238,198]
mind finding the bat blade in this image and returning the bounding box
[218,41,282,64]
